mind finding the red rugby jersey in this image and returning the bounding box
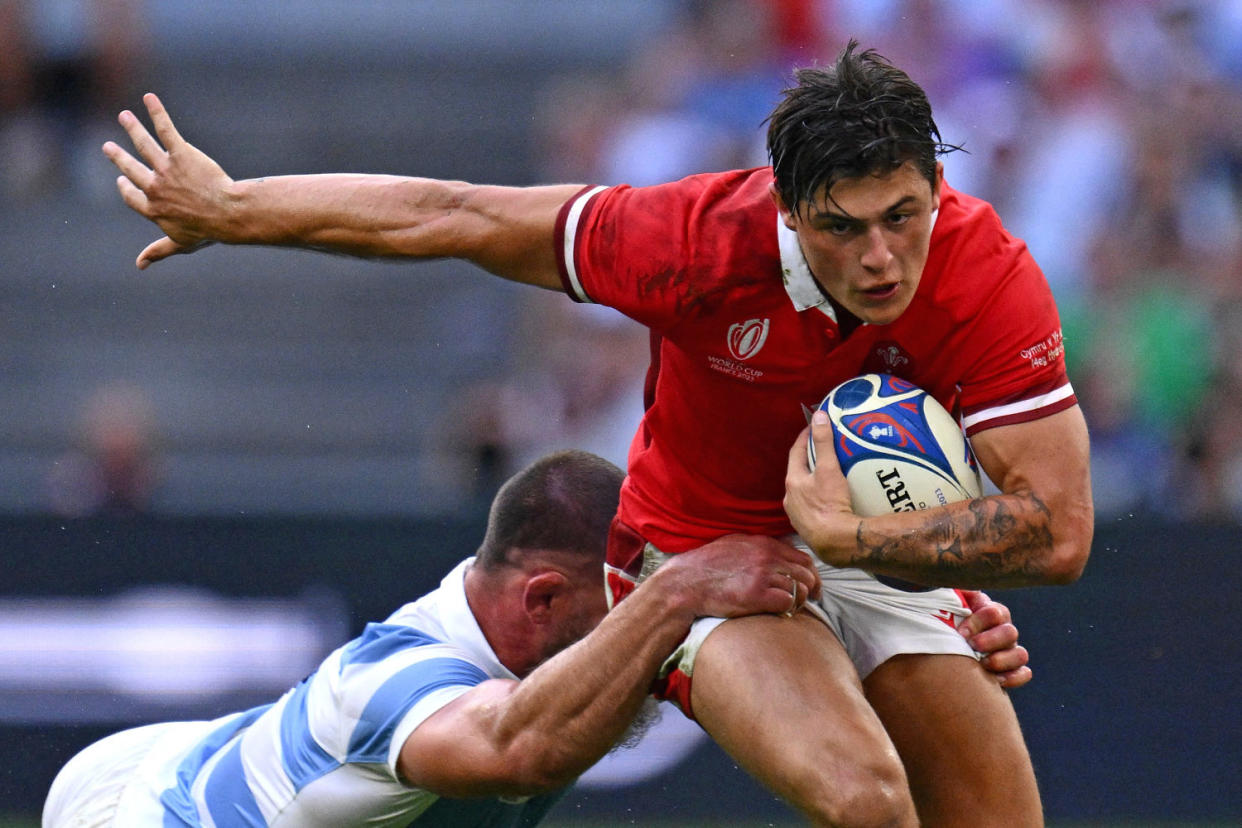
[555,168,1076,553]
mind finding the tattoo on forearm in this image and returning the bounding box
[852,492,1054,587]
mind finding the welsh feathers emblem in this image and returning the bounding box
[727,318,770,361]
[863,340,914,375]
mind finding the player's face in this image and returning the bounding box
[774,161,941,326]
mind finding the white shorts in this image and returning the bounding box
[42,721,210,828]
[640,537,979,713]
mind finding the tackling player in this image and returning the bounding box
[42,451,820,826]
[102,41,1090,827]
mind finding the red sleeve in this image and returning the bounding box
[931,188,1078,435]
[554,169,775,332]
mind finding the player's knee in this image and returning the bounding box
[798,755,916,828]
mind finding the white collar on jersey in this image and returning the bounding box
[775,207,941,321]
[391,557,517,681]
[776,216,837,319]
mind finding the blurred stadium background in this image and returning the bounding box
[2,0,1240,824]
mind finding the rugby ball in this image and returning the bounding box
[807,374,982,516]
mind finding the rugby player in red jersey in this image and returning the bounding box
[104,41,1089,828]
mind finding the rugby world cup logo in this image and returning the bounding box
[727,318,770,361]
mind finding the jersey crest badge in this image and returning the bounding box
[867,341,913,373]
[727,318,770,361]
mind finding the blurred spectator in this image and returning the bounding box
[428,293,648,501]
[1068,1,1242,519]
[500,295,649,474]
[1071,340,1176,521]
[46,381,161,517]
[592,0,805,186]
[532,72,620,185]
[0,0,147,202]
[1179,296,1242,521]
[1000,0,1134,310]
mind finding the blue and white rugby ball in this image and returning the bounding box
[807,374,982,516]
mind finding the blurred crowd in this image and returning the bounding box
[5,0,1241,523]
[450,0,1242,524]
[0,0,146,202]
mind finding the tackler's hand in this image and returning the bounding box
[957,590,1032,689]
[662,534,822,620]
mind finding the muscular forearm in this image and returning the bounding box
[403,537,813,796]
[831,491,1082,589]
[223,174,472,256]
[185,174,575,285]
[482,575,697,792]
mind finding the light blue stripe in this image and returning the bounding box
[340,623,443,671]
[159,704,271,827]
[347,657,488,764]
[203,738,266,826]
[279,675,339,790]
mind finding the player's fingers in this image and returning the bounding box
[102,141,155,190]
[144,93,186,151]
[758,537,821,600]
[994,664,1032,690]
[776,547,823,608]
[957,599,1011,639]
[786,424,812,476]
[802,568,821,600]
[118,108,167,167]
[807,409,834,475]
[772,571,801,616]
[979,640,1027,672]
[116,176,151,215]
[137,237,183,270]
[962,620,1019,655]
[787,557,821,600]
[959,589,991,613]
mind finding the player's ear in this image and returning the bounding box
[769,181,797,230]
[931,162,943,212]
[523,570,570,622]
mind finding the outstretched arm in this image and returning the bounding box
[102,93,579,286]
[397,535,819,798]
[784,405,1093,590]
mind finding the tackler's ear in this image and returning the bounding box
[522,570,570,623]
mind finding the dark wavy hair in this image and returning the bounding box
[766,40,960,217]
[475,450,623,571]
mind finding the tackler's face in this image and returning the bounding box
[535,572,611,670]
[774,161,941,327]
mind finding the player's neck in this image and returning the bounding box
[465,567,542,676]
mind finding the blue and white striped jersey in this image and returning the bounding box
[111,558,565,827]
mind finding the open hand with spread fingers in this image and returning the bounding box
[102,93,232,269]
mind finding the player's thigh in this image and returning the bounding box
[864,653,1043,827]
[690,612,914,823]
